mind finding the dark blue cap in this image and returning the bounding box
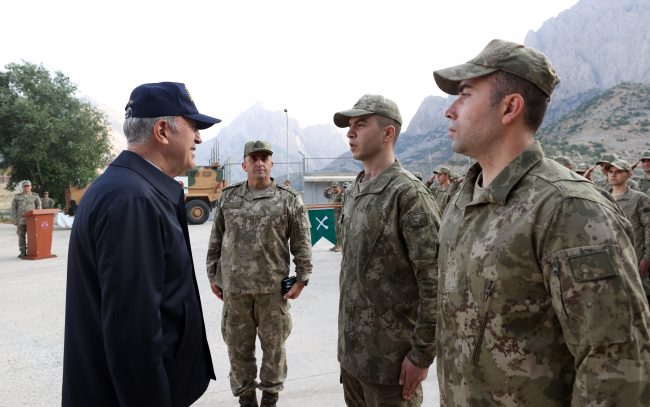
[125,82,221,130]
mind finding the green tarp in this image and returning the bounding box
[308,208,336,246]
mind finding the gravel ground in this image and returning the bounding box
[0,222,440,406]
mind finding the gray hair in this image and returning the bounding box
[123,116,179,145]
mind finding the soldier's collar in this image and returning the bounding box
[238,178,276,200]
[615,188,633,200]
[354,160,402,197]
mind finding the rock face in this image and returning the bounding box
[83,95,127,156]
[525,0,650,126]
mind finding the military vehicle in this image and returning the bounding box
[175,164,227,225]
[64,180,92,216]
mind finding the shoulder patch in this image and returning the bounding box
[409,212,429,228]
[567,250,617,282]
[222,181,243,191]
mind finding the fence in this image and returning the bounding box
[223,161,304,190]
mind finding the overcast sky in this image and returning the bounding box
[2,0,579,141]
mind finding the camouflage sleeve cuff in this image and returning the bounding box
[295,273,311,285]
[406,348,436,369]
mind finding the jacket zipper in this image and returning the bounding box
[552,258,569,319]
[362,229,383,273]
[471,280,494,365]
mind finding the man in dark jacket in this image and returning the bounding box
[62,82,221,407]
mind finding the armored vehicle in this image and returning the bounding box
[175,164,227,225]
[64,180,92,216]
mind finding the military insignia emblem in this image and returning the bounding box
[409,212,428,228]
[185,85,193,101]
[255,141,264,148]
[41,221,49,229]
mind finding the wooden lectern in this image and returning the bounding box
[21,209,59,260]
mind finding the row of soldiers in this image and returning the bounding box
[10,180,55,258]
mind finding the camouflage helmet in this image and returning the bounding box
[331,182,340,187]
[553,156,573,167]
[244,140,273,156]
[413,172,423,181]
[434,166,451,175]
[23,180,32,186]
[433,39,560,98]
[595,153,619,165]
[640,150,650,160]
[333,94,402,128]
[575,163,589,173]
[606,159,633,173]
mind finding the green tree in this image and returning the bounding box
[0,61,111,206]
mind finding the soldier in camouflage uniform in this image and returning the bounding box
[434,39,650,406]
[333,94,440,406]
[412,172,423,182]
[426,166,453,213]
[606,159,650,300]
[41,191,54,209]
[11,180,42,257]
[206,141,312,407]
[633,150,650,194]
[324,182,343,251]
[585,153,640,192]
[575,162,588,176]
[553,155,573,170]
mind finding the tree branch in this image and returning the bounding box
[35,157,45,188]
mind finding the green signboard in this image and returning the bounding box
[308,208,336,246]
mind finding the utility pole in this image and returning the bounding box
[284,109,289,182]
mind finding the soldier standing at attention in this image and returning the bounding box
[427,166,452,213]
[412,172,423,182]
[42,191,54,209]
[341,181,350,193]
[11,180,41,257]
[206,141,312,407]
[606,159,650,302]
[334,94,440,406]
[584,153,640,191]
[434,39,650,406]
[324,182,342,252]
[632,150,650,194]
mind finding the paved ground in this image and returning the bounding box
[0,222,440,406]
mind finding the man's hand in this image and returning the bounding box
[457,177,464,184]
[13,222,18,226]
[210,282,223,301]
[584,164,597,181]
[326,186,332,191]
[632,160,641,171]
[640,260,650,279]
[398,356,429,400]
[428,174,436,184]
[283,282,305,300]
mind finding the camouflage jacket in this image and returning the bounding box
[42,197,54,209]
[206,179,313,293]
[614,188,650,264]
[11,192,42,225]
[595,176,640,192]
[324,189,342,218]
[635,175,650,195]
[338,160,440,384]
[438,142,650,406]
[432,183,453,214]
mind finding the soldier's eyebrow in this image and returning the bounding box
[458,84,474,93]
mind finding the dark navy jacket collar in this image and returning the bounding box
[110,150,183,203]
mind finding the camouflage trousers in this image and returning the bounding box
[341,368,423,407]
[16,224,27,253]
[222,291,292,397]
[334,208,341,246]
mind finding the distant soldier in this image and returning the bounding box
[334,94,440,406]
[434,39,650,405]
[11,180,41,257]
[42,191,54,209]
[342,181,350,193]
[632,150,650,194]
[446,173,464,203]
[206,140,312,407]
[584,153,640,191]
[324,182,342,252]
[575,162,588,176]
[553,155,573,170]
[412,172,423,182]
[284,178,291,187]
[427,166,453,213]
[607,159,650,300]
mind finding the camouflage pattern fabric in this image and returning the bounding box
[614,188,650,296]
[221,291,291,396]
[17,224,27,253]
[594,177,640,192]
[334,94,402,128]
[42,197,54,209]
[438,142,650,406]
[636,176,650,195]
[11,192,41,226]
[206,179,313,292]
[338,160,440,385]
[432,183,453,214]
[341,368,423,407]
[433,39,560,98]
[324,189,342,244]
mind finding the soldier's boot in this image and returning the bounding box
[18,252,25,258]
[334,245,342,252]
[261,391,278,407]
[329,245,337,251]
[239,391,258,407]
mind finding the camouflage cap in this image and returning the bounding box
[343,182,351,188]
[331,182,340,187]
[450,173,461,180]
[333,94,402,128]
[575,163,589,172]
[640,150,650,160]
[244,140,273,156]
[434,166,451,175]
[23,180,31,186]
[606,159,633,173]
[553,156,573,166]
[284,178,291,183]
[595,153,619,165]
[413,172,423,180]
[44,191,49,194]
[433,39,561,98]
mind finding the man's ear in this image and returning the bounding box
[152,119,171,146]
[241,160,247,172]
[383,125,395,143]
[501,94,525,126]
[628,172,633,179]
